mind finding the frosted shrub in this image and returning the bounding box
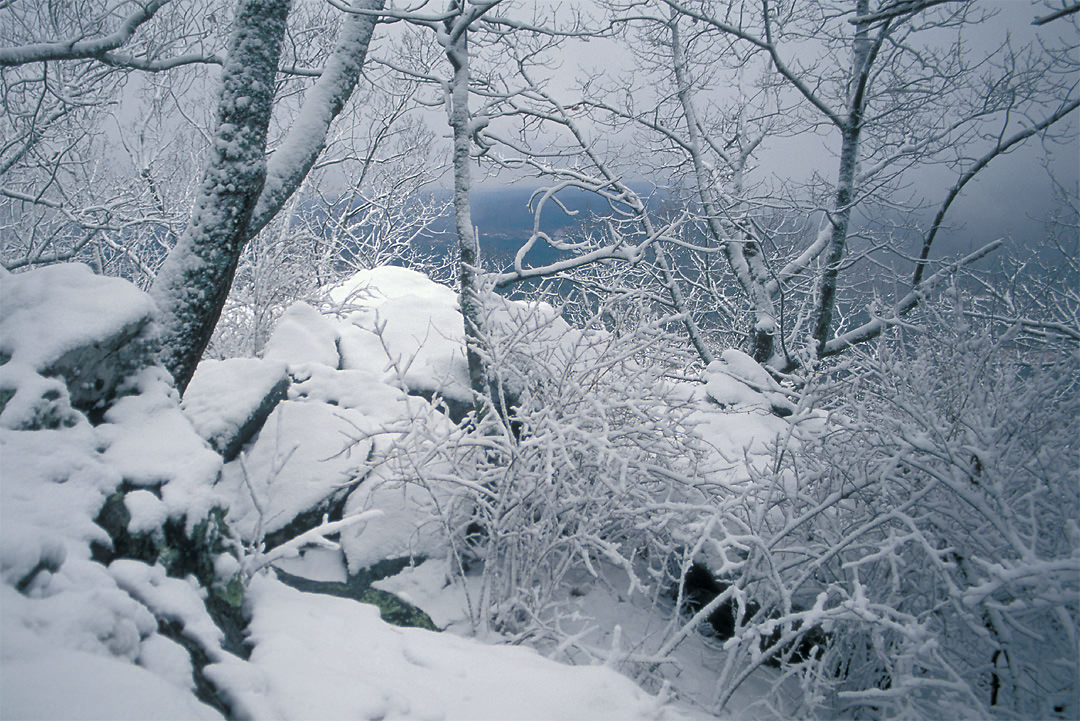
[361,297,716,643]
[731,299,1080,719]
[467,304,709,639]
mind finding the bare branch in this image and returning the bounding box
[818,238,1005,361]
[849,0,963,25]
[911,98,1080,287]
[1033,3,1080,25]
[0,0,172,66]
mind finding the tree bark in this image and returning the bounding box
[152,0,292,393]
[444,12,490,404]
[810,0,873,357]
[246,0,386,240]
[152,0,385,393]
[669,16,769,363]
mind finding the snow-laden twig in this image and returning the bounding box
[248,510,384,576]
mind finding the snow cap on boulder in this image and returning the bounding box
[262,301,340,369]
[181,357,289,461]
[0,263,158,426]
[704,349,795,417]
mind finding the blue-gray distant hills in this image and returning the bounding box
[416,184,666,269]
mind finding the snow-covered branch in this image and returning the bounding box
[0,0,172,66]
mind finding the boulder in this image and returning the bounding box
[262,302,340,369]
[0,264,158,421]
[181,358,290,461]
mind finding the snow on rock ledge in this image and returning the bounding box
[262,301,341,369]
[182,357,290,461]
[0,264,158,423]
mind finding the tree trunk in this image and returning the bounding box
[445,15,490,405]
[246,0,386,240]
[669,15,769,364]
[810,0,872,358]
[152,0,292,392]
[153,0,385,393]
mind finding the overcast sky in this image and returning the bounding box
[481,0,1079,257]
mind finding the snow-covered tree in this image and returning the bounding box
[585,0,1078,371]
[1,0,387,391]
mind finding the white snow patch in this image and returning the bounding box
[124,490,169,535]
[0,425,118,584]
[243,573,686,720]
[328,267,471,402]
[703,350,794,416]
[327,266,459,310]
[287,363,416,425]
[271,546,348,584]
[340,460,468,574]
[137,633,197,691]
[263,301,340,369]
[372,558,477,632]
[338,297,471,402]
[1,649,223,720]
[181,357,289,451]
[1,561,156,662]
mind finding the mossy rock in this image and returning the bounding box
[92,492,250,657]
[273,561,438,631]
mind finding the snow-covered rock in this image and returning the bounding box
[216,400,375,542]
[704,348,795,417]
[98,368,224,532]
[336,286,472,403]
[263,301,341,369]
[328,266,598,408]
[0,263,158,422]
[1,265,238,721]
[328,265,459,310]
[182,357,290,461]
[341,461,467,573]
[287,363,414,425]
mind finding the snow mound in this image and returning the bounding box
[328,265,459,309]
[328,267,594,406]
[182,357,290,460]
[263,301,341,369]
[341,461,467,573]
[244,574,683,721]
[109,560,225,655]
[287,363,414,425]
[0,425,117,585]
[337,293,471,402]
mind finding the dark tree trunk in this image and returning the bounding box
[152,0,292,392]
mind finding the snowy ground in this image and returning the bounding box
[1,264,792,720]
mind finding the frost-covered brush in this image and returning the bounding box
[448,300,720,641]
[703,297,1080,719]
